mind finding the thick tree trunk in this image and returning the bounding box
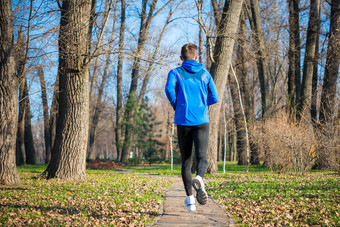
[45,0,91,180]
[207,0,244,174]
[24,80,37,164]
[299,0,320,121]
[37,66,51,163]
[121,0,158,163]
[287,0,302,114]
[248,0,270,119]
[0,0,21,185]
[116,0,126,162]
[319,0,340,124]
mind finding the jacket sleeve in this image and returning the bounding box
[165,70,177,109]
[207,74,219,106]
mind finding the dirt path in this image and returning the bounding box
[150,177,233,227]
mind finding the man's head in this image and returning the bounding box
[180,43,198,61]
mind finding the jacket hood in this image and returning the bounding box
[181,59,204,73]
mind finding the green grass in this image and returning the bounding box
[128,161,339,226]
[206,172,339,225]
[2,163,339,226]
[0,165,173,226]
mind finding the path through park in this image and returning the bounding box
[150,177,233,226]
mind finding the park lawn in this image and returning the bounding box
[0,165,173,226]
[130,162,339,226]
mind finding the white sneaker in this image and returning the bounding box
[184,195,196,211]
[192,176,208,205]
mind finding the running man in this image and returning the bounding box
[165,43,219,211]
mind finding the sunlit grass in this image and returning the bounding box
[1,165,173,226]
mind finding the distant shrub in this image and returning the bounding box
[252,112,315,174]
[314,120,340,173]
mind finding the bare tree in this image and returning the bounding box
[115,0,126,162]
[88,1,118,159]
[298,0,321,121]
[0,0,21,185]
[45,0,114,179]
[287,0,302,115]
[247,0,270,119]
[206,0,244,174]
[45,0,92,179]
[311,1,321,123]
[120,0,172,163]
[36,65,51,163]
[319,0,340,124]
[15,0,37,165]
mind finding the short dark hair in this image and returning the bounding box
[181,43,197,61]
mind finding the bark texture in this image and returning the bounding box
[46,0,91,180]
[299,0,320,120]
[23,80,37,164]
[0,0,21,185]
[248,0,270,119]
[37,66,51,163]
[207,0,244,174]
[319,0,340,124]
[287,0,301,114]
[115,0,126,161]
[311,2,321,123]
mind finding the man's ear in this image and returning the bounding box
[194,55,198,60]
[180,56,183,61]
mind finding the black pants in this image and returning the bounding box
[177,123,209,196]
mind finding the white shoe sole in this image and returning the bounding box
[192,178,202,191]
[192,178,208,205]
[197,189,208,205]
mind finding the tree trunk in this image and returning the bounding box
[116,0,126,162]
[319,0,340,124]
[0,0,21,185]
[248,0,270,119]
[37,66,51,163]
[311,1,321,123]
[121,0,158,163]
[24,80,37,164]
[298,0,320,121]
[45,0,91,180]
[17,76,26,165]
[207,0,244,174]
[287,0,301,114]
[49,74,59,151]
[198,0,204,63]
[16,28,27,165]
[229,71,247,165]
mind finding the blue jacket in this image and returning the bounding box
[165,60,219,126]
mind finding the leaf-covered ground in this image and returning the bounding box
[206,171,339,226]
[130,162,340,226]
[0,165,173,226]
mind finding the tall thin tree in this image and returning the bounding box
[319,0,340,124]
[298,0,321,121]
[206,0,244,174]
